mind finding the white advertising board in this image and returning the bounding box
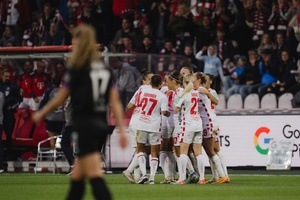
[105,115,300,168]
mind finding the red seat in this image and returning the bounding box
[1,109,50,148]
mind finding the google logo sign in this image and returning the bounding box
[254,127,273,155]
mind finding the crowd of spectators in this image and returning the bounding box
[0,0,300,98]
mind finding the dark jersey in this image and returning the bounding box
[64,61,113,123]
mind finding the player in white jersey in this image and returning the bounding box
[166,70,199,183]
[174,74,203,184]
[122,71,153,183]
[205,74,229,183]
[136,75,170,184]
[159,78,177,183]
[193,72,228,184]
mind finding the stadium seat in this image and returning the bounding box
[244,94,260,111]
[227,94,243,111]
[278,93,293,110]
[35,135,64,174]
[261,93,277,110]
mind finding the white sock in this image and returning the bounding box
[209,158,219,180]
[164,157,171,178]
[137,152,147,176]
[159,151,167,174]
[148,154,152,166]
[150,157,158,181]
[166,151,176,178]
[127,153,138,173]
[178,154,188,181]
[196,155,205,181]
[211,155,225,178]
[187,156,195,174]
[217,151,228,177]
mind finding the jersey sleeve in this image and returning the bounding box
[160,95,168,112]
[175,94,186,108]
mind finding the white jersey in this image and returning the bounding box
[129,85,151,126]
[137,87,168,132]
[160,85,175,127]
[208,88,218,113]
[197,87,218,127]
[173,87,184,128]
[176,90,202,132]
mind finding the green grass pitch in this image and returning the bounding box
[0,171,300,200]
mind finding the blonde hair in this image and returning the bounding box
[179,74,194,97]
[67,24,98,69]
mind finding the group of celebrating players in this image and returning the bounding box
[122,66,229,185]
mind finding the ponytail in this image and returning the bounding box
[179,74,194,97]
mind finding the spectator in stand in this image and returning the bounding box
[220,57,235,94]
[158,39,177,76]
[110,18,138,53]
[31,60,51,111]
[0,59,17,84]
[18,59,34,110]
[213,28,235,65]
[116,35,138,54]
[39,76,65,152]
[249,48,279,99]
[195,15,216,53]
[138,36,157,54]
[41,3,55,33]
[286,0,300,59]
[42,21,64,45]
[137,24,153,49]
[225,56,247,99]
[243,0,271,48]
[180,45,199,72]
[0,69,22,161]
[273,32,291,61]
[5,41,15,47]
[149,1,171,51]
[55,61,66,84]
[195,44,222,92]
[167,3,196,54]
[267,0,289,40]
[0,91,4,172]
[0,26,16,47]
[211,0,234,37]
[109,57,141,109]
[266,50,297,96]
[239,49,261,100]
[63,21,76,45]
[24,19,46,47]
[257,33,275,55]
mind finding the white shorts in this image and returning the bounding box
[129,125,137,148]
[172,125,181,147]
[136,130,161,145]
[180,131,203,144]
[161,125,174,139]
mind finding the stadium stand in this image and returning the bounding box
[226,94,243,111]
[260,93,277,111]
[244,93,260,111]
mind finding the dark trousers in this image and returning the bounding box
[0,124,3,168]
[3,110,15,160]
[61,126,75,166]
